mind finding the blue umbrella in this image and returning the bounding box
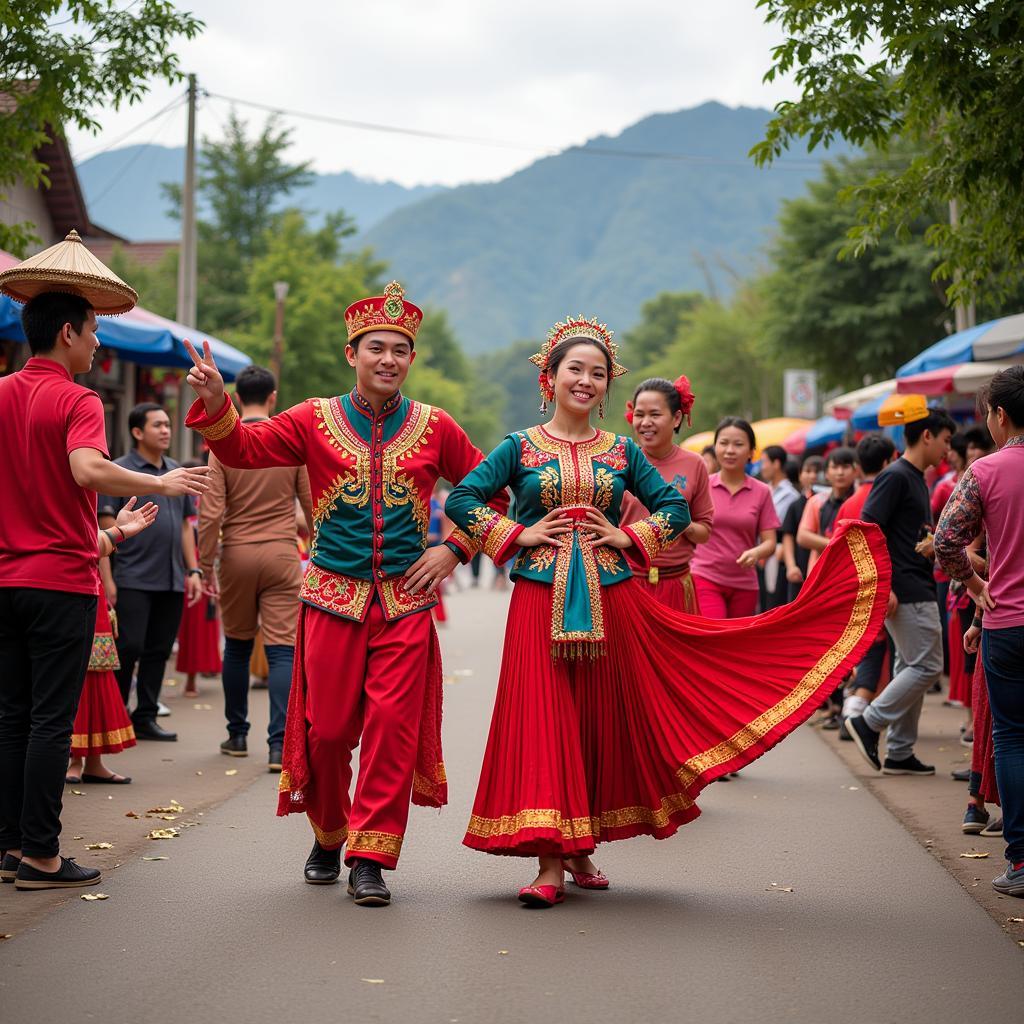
[804,415,848,448]
[0,292,250,381]
[850,392,891,431]
[898,313,1024,376]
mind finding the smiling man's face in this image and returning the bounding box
[346,330,415,402]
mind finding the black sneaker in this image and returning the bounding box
[962,804,990,834]
[268,744,283,773]
[882,754,935,776]
[14,856,101,890]
[347,858,391,906]
[220,735,248,757]
[838,718,854,741]
[845,715,881,771]
[0,851,21,883]
[980,817,1003,838]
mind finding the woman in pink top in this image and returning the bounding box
[620,376,714,613]
[691,417,780,618]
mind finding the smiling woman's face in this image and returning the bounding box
[550,342,609,414]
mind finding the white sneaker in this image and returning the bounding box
[157,702,172,717]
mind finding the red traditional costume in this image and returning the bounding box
[71,602,136,758]
[186,283,504,869]
[445,317,891,858]
[176,510,222,675]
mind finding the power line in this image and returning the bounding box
[206,90,827,170]
[74,91,188,162]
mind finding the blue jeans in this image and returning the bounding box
[222,637,293,748]
[982,626,1024,864]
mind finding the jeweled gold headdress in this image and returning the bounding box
[344,280,423,344]
[529,315,628,410]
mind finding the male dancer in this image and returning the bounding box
[184,283,504,906]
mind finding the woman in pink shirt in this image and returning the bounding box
[691,418,780,618]
[620,376,715,613]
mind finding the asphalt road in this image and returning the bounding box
[2,582,1022,1024]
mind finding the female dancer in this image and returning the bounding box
[690,418,779,619]
[445,316,890,906]
[620,376,714,613]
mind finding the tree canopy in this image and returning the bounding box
[0,0,202,253]
[753,1,1024,306]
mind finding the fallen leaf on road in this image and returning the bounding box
[146,828,179,840]
[848,786,859,791]
[195,771,203,776]
[72,835,83,840]
[70,790,85,796]
[146,814,178,821]
[193,703,212,710]
[765,882,795,892]
[80,893,109,901]
[498,950,509,955]
[361,979,384,984]
[577,930,586,934]
[84,842,113,850]
[225,769,238,776]
[960,851,990,859]
[0,934,12,940]
[1008,917,1024,923]
[125,811,140,818]
[147,801,184,814]
[142,856,169,862]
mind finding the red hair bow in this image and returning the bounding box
[624,400,634,425]
[674,375,695,426]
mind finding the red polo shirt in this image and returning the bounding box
[0,357,109,595]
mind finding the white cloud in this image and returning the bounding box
[67,0,799,186]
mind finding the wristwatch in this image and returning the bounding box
[187,568,204,578]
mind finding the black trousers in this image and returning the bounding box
[0,587,96,857]
[114,588,185,724]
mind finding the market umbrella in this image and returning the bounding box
[749,417,813,458]
[850,393,889,432]
[897,313,1024,376]
[804,415,848,449]
[824,379,896,418]
[681,429,715,454]
[895,361,1016,397]
[782,423,811,454]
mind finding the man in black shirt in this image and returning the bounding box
[846,407,956,775]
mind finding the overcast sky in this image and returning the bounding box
[68,0,801,187]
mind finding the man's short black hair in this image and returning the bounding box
[963,425,994,453]
[128,402,166,446]
[825,445,857,469]
[904,407,957,446]
[983,365,1024,428]
[801,454,824,473]
[21,291,93,355]
[234,364,277,406]
[762,444,787,467]
[949,431,968,460]
[855,434,896,475]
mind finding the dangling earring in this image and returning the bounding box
[598,398,606,419]
[539,399,548,414]
[538,373,554,414]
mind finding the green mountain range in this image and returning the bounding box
[364,102,838,352]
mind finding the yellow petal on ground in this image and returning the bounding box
[80,893,110,901]
[225,769,238,776]
[71,790,85,796]
[361,979,385,984]
[146,828,180,840]
[960,851,990,859]
[147,801,184,814]
[498,950,509,955]
[84,842,113,850]
[193,703,213,710]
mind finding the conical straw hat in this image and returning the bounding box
[0,229,138,314]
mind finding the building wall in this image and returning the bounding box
[0,182,57,250]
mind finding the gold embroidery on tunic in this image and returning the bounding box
[594,467,614,511]
[307,815,348,848]
[196,399,239,442]
[346,829,404,858]
[538,466,560,510]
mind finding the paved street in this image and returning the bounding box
[2,581,1022,1023]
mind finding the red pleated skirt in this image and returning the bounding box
[947,611,973,707]
[632,569,700,614]
[464,521,889,857]
[970,657,999,805]
[176,595,222,674]
[71,603,136,757]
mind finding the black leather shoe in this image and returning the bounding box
[347,858,391,906]
[14,856,101,890]
[1,851,21,883]
[268,744,283,773]
[133,720,178,742]
[220,735,248,757]
[304,841,341,885]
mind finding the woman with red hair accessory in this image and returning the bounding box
[445,317,891,907]
[620,376,713,613]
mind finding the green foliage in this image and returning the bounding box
[753,1,1024,305]
[477,339,545,439]
[0,0,202,253]
[619,292,705,369]
[105,244,178,320]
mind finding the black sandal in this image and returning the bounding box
[81,773,132,785]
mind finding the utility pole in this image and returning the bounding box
[949,198,977,333]
[271,281,290,385]
[176,73,198,459]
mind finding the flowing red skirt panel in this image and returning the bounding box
[176,595,223,674]
[633,571,700,615]
[464,521,890,857]
[947,611,972,707]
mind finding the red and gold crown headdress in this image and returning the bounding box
[344,280,423,344]
[529,315,627,407]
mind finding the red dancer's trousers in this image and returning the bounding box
[302,600,431,869]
